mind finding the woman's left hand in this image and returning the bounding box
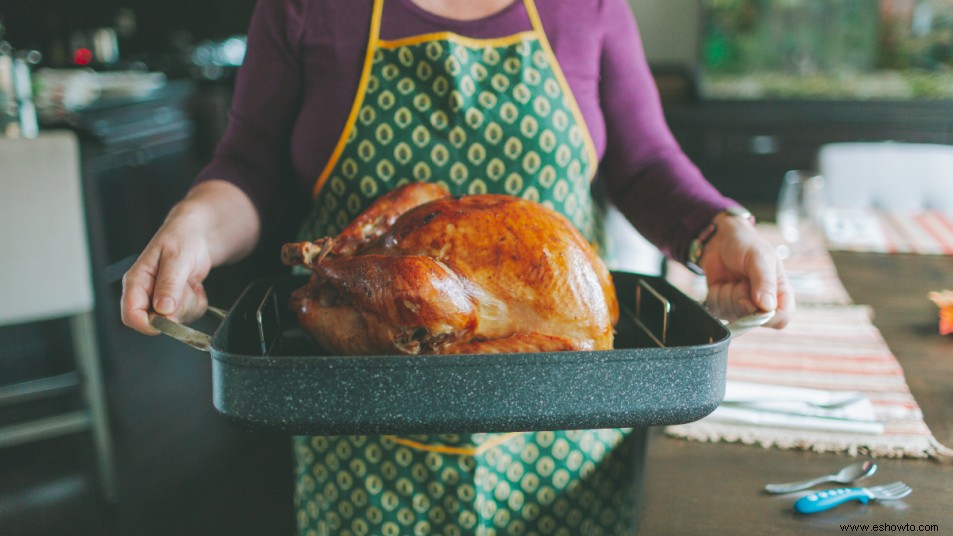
[698,212,794,329]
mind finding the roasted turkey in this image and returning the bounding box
[281,183,618,355]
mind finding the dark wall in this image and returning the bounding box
[1,0,257,55]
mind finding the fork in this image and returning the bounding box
[722,393,867,410]
[794,482,913,514]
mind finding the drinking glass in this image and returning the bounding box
[776,170,826,251]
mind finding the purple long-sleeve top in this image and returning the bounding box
[195,0,736,261]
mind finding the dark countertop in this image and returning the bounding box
[640,252,953,535]
[39,78,198,147]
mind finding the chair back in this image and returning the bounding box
[0,131,94,326]
[818,142,953,213]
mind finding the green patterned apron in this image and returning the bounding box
[294,0,638,533]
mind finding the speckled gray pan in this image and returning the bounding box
[206,272,731,436]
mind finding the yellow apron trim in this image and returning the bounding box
[384,432,524,455]
[523,0,599,176]
[311,0,385,198]
[378,30,538,50]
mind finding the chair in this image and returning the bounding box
[817,142,953,212]
[0,131,118,502]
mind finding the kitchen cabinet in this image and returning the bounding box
[664,100,953,203]
[51,80,202,361]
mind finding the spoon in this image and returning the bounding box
[764,461,877,494]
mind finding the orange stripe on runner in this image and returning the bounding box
[729,349,895,359]
[872,401,920,410]
[876,212,900,253]
[929,210,953,235]
[725,361,904,375]
[884,212,933,253]
[882,428,931,436]
[915,211,953,254]
[728,350,899,363]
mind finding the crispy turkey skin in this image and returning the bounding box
[282,183,618,355]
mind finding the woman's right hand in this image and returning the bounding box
[120,180,261,335]
[121,208,214,335]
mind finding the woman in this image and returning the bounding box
[123,0,794,533]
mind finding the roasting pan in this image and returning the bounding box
[151,271,771,435]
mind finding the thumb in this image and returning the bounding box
[153,250,190,315]
[746,251,778,312]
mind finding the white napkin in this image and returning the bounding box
[822,209,889,252]
[706,381,885,435]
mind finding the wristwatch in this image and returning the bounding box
[685,206,755,275]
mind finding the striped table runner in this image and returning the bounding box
[824,209,953,255]
[666,305,952,458]
[665,223,953,459]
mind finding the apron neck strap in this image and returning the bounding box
[369,0,385,48]
[523,0,547,36]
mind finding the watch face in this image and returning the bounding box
[688,241,702,262]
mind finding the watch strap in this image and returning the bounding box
[685,206,755,275]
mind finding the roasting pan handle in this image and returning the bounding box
[149,306,227,353]
[724,309,775,338]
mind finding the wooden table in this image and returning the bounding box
[639,252,953,535]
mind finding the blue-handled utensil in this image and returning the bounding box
[794,482,912,514]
